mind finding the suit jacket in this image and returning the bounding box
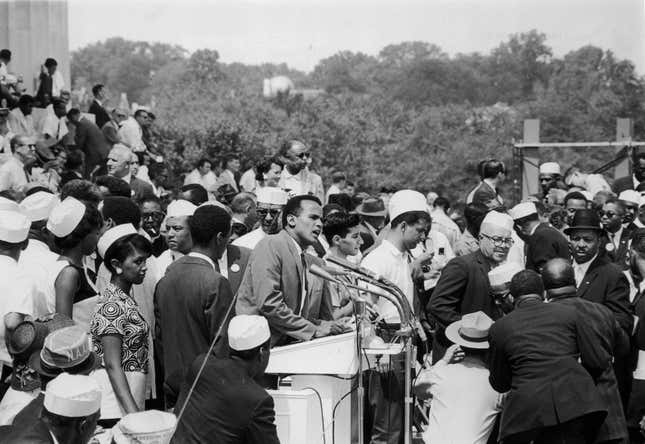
[428,250,501,329]
[0,419,54,443]
[525,223,570,272]
[468,181,503,208]
[154,255,234,398]
[172,356,280,444]
[357,221,379,254]
[130,176,155,201]
[606,226,633,270]
[101,120,121,146]
[226,244,251,296]
[576,254,633,340]
[488,298,608,439]
[235,230,334,346]
[612,175,634,195]
[551,295,628,442]
[88,99,110,129]
[74,118,110,177]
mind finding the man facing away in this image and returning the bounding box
[172,315,280,444]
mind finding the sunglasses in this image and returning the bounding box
[598,211,618,218]
[295,152,311,159]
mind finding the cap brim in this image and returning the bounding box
[355,207,387,217]
[29,351,98,378]
[563,225,604,235]
[444,320,489,349]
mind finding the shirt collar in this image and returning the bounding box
[0,255,17,267]
[529,223,539,236]
[634,175,641,189]
[381,239,405,258]
[575,253,598,268]
[290,236,303,255]
[483,178,496,190]
[95,99,102,106]
[188,251,216,270]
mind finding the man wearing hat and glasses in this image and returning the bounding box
[233,187,289,251]
[173,315,279,444]
[277,139,324,203]
[0,135,38,192]
[415,311,503,444]
[538,162,567,202]
[429,210,515,362]
[509,201,569,272]
[0,209,37,397]
[355,196,387,254]
[0,373,101,444]
[566,208,633,407]
[489,270,609,443]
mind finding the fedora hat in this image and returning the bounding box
[7,314,75,362]
[30,326,97,378]
[445,311,493,349]
[563,209,604,235]
[355,197,387,217]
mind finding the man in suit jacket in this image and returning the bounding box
[428,210,515,361]
[613,154,645,195]
[101,108,128,148]
[601,198,633,269]
[66,108,109,178]
[88,84,111,129]
[543,258,629,443]
[223,243,251,296]
[354,196,387,254]
[236,195,342,346]
[172,315,280,444]
[107,144,154,201]
[489,270,608,443]
[155,205,235,405]
[567,209,634,408]
[466,159,505,209]
[510,202,570,272]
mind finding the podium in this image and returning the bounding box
[266,332,359,444]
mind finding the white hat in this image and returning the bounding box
[112,410,177,444]
[0,196,20,212]
[228,315,271,351]
[166,200,197,218]
[46,197,86,237]
[97,223,137,258]
[388,190,428,221]
[539,162,561,175]
[509,202,537,220]
[618,190,641,206]
[488,262,524,289]
[0,210,30,243]
[445,311,493,349]
[480,211,514,232]
[580,191,594,201]
[19,192,59,222]
[256,187,289,206]
[43,373,101,418]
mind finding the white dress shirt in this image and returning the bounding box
[574,254,598,287]
[0,156,28,192]
[232,227,266,250]
[184,169,218,192]
[188,251,216,271]
[7,108,36,137]
[18,239,59,317]
[361,239,414,323]
[118,117,146,152]
[239,168,257,193]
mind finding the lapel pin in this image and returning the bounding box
[230,264,240,273]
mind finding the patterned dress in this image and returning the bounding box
[90,283,149,373]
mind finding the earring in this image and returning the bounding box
[115,267,123,275]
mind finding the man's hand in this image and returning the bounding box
[441,344,465,364]
[313,320,345,338]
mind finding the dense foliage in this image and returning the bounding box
[71,31,645,202]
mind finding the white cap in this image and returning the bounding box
[0,210,30,243]
[509,202,537,220]
[166,200,197,218]
[619,190,641,206]
[46,197,86,237]
[19,191,59,222]
[388,190,428,221]
[539,162,561,175]
[97,223,138,258]
[480,211,514,232]
[580,190,594,201]
[112,410,177,444]
[228,315,271,351]
[256,187,289,206]
[43,373,101,418]
[0,196,20,212]
[488,262,524,288]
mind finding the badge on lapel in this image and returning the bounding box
[230,264,240,273]
[605,243,615,252]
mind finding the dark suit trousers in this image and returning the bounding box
[503,414,601,444]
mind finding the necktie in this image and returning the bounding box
[300,252,308,315]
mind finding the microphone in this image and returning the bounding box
[309,264,342,284]
[325,256,391,285]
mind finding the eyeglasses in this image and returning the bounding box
[295,152,311,159]
[257,208,281,218]
[142,211,165,221]
[598,211,618,218]
[480,233,514,247]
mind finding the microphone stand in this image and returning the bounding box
[319,265,416,444]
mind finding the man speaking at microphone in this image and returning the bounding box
[236,195,345,347]
[361,190,432,444]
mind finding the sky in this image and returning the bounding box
[69,0,645,74]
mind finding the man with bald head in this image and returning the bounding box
[106,143,153,200]
[277,139,324,202]
[428,210,515,361]
[541,258,628,443]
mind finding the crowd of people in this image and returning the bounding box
[2,47,645,444]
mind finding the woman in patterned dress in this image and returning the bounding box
[90,228,152,426]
